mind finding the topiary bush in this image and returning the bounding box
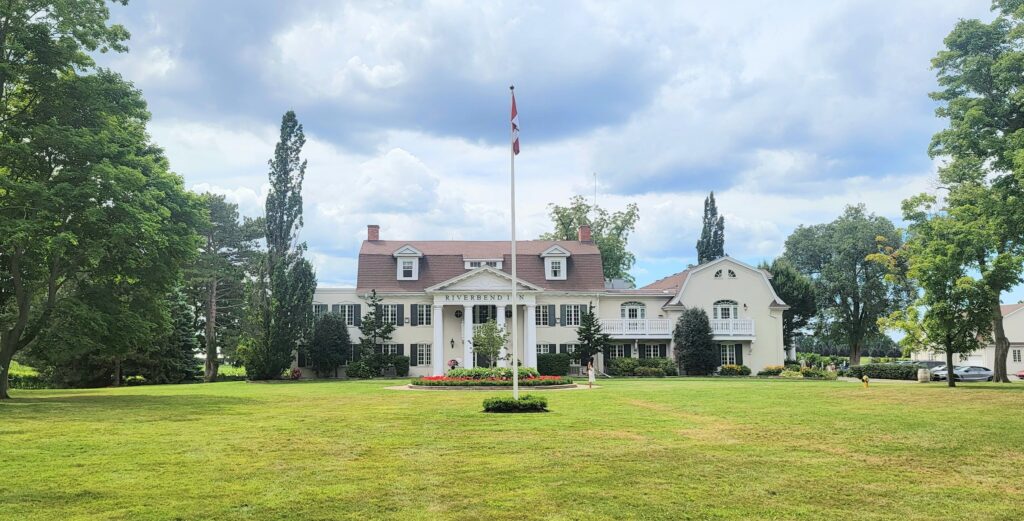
[537,353,571,376]
[392,356,410,377]
[448,367,540,379]
[757,365,785,376]
[844,363,917,381]
[718,364,751,376]
[483,394,548,413]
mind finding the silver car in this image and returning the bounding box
[931,366,994,382]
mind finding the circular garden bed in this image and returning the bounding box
[409,374,575,390]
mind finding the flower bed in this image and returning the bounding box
[411,375,573,387]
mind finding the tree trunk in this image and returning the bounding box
[204,279,219,383]
[849,340,862,367]
[991,301,1011,383]
[112,358,122,387]
[0,348,13,400]
[946,350,955,388]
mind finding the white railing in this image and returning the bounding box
[600,319,672,337]
[710,319,755,337]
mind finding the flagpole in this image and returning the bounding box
[510,85,520,400]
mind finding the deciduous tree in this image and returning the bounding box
[540,195,640,284]
[471,320,508,368]
[760,258,816,356]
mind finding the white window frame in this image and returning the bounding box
[381,304,398,325]
[545,257,567,280]
[313,304,328,319]
[564,304,582,326]
[620,301,646,319]
[417,305,432,326]
[397,258,418,280]
[643,344,663,358]
[713,300,739,320]
[720,344,738,366]
[535,306,550,326]
[416,343,431,366]
[536,343,556,355]
[1013,349,1022,363]
[610,345,628,358]
[381,344,401,355]
[331,304,358,326]
[465,259,502,270]
[473,305,498,324]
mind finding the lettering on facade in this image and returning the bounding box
[443,293,528,303]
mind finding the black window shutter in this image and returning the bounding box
[639,344,648,359]
[410,345,418,366]
[395,344,404,356]
[375,304,382,319]
[374,344,383,355]
[547,305,556,326]
[735,344,743,366]
[559,344,566,354]
[560,305,567,326]
[354,304,362,326]
[660,344,667,358]
[397,304,405,326]
[410,304,418,326]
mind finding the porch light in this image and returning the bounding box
[450,339,455,349]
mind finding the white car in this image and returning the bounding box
[931,366,994,382]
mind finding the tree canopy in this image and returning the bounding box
[760,258,816,353]
[673,307,717,375]
[540,195,639,284]
[575,303,611,365]
[783,205,913,366]
[696,192,725,264]
[308,313,352,378]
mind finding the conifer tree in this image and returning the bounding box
[308,313,352,378]
[576,303,611,365]
[696,192,725,264]
[357,290,395,357]
[674,307,718,375]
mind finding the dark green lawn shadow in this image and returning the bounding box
[0,391,257,423]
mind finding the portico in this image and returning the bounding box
[424,267,541,375]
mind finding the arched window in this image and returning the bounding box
[620,301,646,319]
[713,300,739,320]
[714,269,723,278]
[728,269,737,278]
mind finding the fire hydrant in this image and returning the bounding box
[862,375,870,388]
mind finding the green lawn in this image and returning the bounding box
[2,379,1023,520]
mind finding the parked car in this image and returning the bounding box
[1015,369,1024,380]
[931,366,994,382]
[915,361,946,370]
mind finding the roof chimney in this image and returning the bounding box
[367,224,380,241]
[578,225,592,242]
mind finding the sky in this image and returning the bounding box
[94,0,1024,303]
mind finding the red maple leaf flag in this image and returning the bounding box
[511,91,520,155]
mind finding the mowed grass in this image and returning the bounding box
[2,379,1024,520]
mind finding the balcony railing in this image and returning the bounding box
[600,318,672,337]
[711,318,755,337]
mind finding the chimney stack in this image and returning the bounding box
[367,224,380,241]
[578,225,592,242]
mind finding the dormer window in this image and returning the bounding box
[540,245,571,281]
[393,244,423,281]
[464,258,502,270]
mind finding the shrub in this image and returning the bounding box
[757,365,785,376]
[639,358,678,376]
[412,375,572,387]
[800,367,837,380]
[784,363,802,371]
[718,364,751,376]
[537,353,571,376]
[447,367,541,380]
[483,394,548,413]
[346,359,376,379]
[392,356,410,377]
[674,308,718,375]
[8,361,48,389]
[633,366,665,377]
[779,370,804,379]
[124,375,147,386]
[609,357,640,376]
[844,363,917,381]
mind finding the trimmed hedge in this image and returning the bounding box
[448,367,540,380]
[537,353,571,376]
[609,357,677,377]
[634,366,665,377]
[757,365,785,376]
[483,394,548,413]
[718,364,751,376]
[411,375,573,387]
[842,363,918,381]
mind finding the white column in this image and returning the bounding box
[463,304,474,369]
[526,304,537,368]
[432,305,444,376]
[496,304,508,367]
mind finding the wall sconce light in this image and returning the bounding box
[743,303,748,311]
[450,338,455,349]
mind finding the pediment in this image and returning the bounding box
[393,244,423,257]
[539,244,571,257]
[425,267,542,292]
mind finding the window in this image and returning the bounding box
[313,304,328,319]
[720,344,739,365]
[1014,349,1022,363]
[381,344,401,355]
[562,343,580,364]
[465,259,502,269]
[415,344,431,366]
[643,344,665,358]
[382,304,398,325]
[416,305,432,326]
[332,304,358,326]
[535,305,550,326]
[394,254,420,280]
[564,304,582,326]
[714,269,736,279]
[544,256,568,280]
[714,269,722,278]
[473,305,498,324]
[728,269,736,278]
[620,301,646,319]
[536,343,556,355]
[609,344,628,358]
[713,300,739,320]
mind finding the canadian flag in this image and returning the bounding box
[511,91,520,155]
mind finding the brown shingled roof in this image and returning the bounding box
[1001,303,1024,317]
[356,240,605,292]
[641,269,690,291]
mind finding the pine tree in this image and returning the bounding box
[576,303,611,365]
[696,192,725,264]
[357,290,395,357]
[308,313,352,378]
[673,307,718,375]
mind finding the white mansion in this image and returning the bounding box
[303,224,790,377]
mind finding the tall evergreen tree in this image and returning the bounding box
[191,194,261,382]
[238,111,316,380]
[357,290,395,357]
[576,303,611,365]
[696,192,725,264]
[308,313,352,378]
[673,307,718,375]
